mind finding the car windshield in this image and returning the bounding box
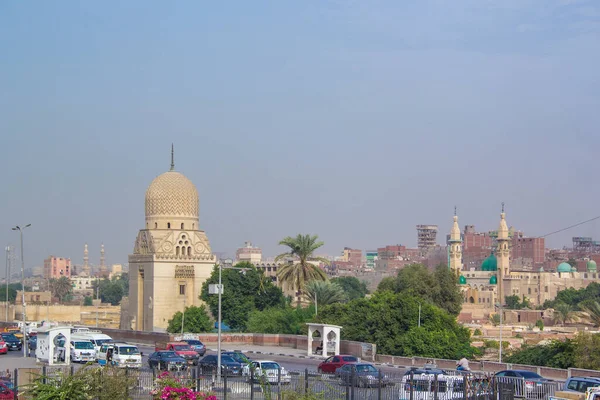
[342,356,358,362]
[95,339,111,347]
[1,334,17,341]
[519,371,543,379]
[160,352,177,358]
[356,365,378,373]
[221,356,236,363]
[173,345,191,351]
[406,368,444,375]
[74,342,94,350]
[228,353,249,363]
[186,340,202,345]
[119,346,139,355]
[260,362,280,370]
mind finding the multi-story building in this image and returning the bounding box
[16,291,51,304]
[341,247,362,267]
[236,241,262,264]
[365,251,377,270]
[512,235,545,267]
[71,276,95,294]
[417,225,438,250]
[43,256,72,279]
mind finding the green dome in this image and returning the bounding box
[587,260,597,272]
[539,266,544,272]
[481,254,497,271]
[557,262,572,273]
[571,266,577,272]
[459,275,467,285]
[489,275,497,285]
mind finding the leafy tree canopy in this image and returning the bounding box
[505,295,531,310]
[376,264,463,316]
[200,261,286,331]
[0,283,23,302]
[316,290,474,359]
[92,275,129,306]
[330,276,369,300]
[246,305,316,335]
[83,296,93,306]
[304,280,347,307]
[505,338,576,369]
[167,305,213,334]
[543,282,600,310]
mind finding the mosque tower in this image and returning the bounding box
[100,243,107,273]
[496,203,510,305]
[83,243,90,275]
[448,207,463,277]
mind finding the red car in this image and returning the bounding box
[0,382,12,399]
[0,341,7,355]
[317,355,359,374]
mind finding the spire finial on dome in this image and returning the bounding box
[170,143,175,171]
[501,201,505,214]
[454,205,457,216]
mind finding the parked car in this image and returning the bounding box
[198,354,242,376]
[0,340,7,355]
[495,370,555,399]
[0,382,14,400]
[317,355,359,374]
[335,363,391,388]
[155,342,199,365]
[148,351,187,371]
[242,360,291,384]
[182,339,206,356]
[0,334,21,351]
[222,351,251,365]
[564,376,600,393]
[28,336,37,352]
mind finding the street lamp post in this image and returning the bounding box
[181,287,186,336]
[5,246,10,322]
[12,224,31,358]
[496,302,503,363]
[418,302,422,328]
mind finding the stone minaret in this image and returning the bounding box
[100,243,106,273]
[496,203,510,305]
[83,243,90,275]
[448,207,463,276]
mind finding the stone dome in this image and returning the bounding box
[145,170,199,229]
[481,254,497,271]
[587,260,597,272]
[557,262,572,273]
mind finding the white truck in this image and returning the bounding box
[551,388,600,400]
[98,342,142,369]
[69,339,96,363]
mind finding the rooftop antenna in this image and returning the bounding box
[170,143,175,171]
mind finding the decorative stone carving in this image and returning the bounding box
[175,265,195,279]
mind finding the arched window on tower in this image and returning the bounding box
[155,223,158,229]
[181,223,184,229]
[192,223,195,229]
[188,247,191,256]
[168,223,171,229]
[176,246,180,256]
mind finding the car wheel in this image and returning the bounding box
[317,367,323,374]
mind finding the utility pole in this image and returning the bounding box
[418,303,422,328]
[12,224,31,358]
[181,287,186,336]
[96,277,99,327]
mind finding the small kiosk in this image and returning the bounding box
[306,323,341,357]
[35,326,71,365]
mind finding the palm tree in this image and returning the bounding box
[553,302,576,326]
[579,300,600,327]
[304,280,347,311]
[275,234,329,305]
[50,276,73,302]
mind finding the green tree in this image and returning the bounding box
[574,332,600,370]
[50,276,73,302]
[200,262,285,331]
[579,300,600,327]
[83,296,93,306]
[330,276,369,300]
[490,314,500,326]
[379,264,462,316]
[0,284,19,302]
[553,303,576,326]
[304,280,347,308]
[376,277,396,292]
[167,305,213,334]
[316,291,474,359]
[275,234,329,305]
[246,305,315,334]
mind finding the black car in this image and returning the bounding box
[0,334,22,351]
[336,363,391,388]
[222,351,251,365]
[182,340,206,356]
[495,370,553,398]
[28,336,37,351]
[148,351,187,371]
[198,354,242,376]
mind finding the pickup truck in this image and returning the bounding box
[155,342,199,365]
[551,388,600,400]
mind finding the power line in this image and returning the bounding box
[539,215,600,239]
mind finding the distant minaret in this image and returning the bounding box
[100,243,106,272]
[83,243,90,275]
[496,203,510,305]
[448,207,463,276]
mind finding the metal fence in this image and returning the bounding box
[5,365,564,400]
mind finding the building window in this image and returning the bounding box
[167,223,171,229]
[176,247,180,256]
[179,285,186,295]
[528,288,531,295]
[155,223,158,229]
[545,286,548,293]
[585,273,588,279]
[181,223,184,229]
[187,247,191,256]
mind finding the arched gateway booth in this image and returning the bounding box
[307,323,341,357]
[35,326,71,365]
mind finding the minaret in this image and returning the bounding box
[448,207,463,276]
[496,203,510,305]
[100,243,106,273]
[83,243,90,275]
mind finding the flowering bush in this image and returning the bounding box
[151,371,217,400]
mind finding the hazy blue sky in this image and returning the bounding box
[1,1,599,272]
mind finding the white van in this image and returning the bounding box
[70,339,96,363]
[72,332,113,354]
[98,342,142,368]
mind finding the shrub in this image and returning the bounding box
[473,329,482,336]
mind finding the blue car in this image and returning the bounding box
[182,340,206,356]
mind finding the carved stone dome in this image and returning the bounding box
[145,170,199,228]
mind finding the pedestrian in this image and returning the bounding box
[456,357,470,371]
